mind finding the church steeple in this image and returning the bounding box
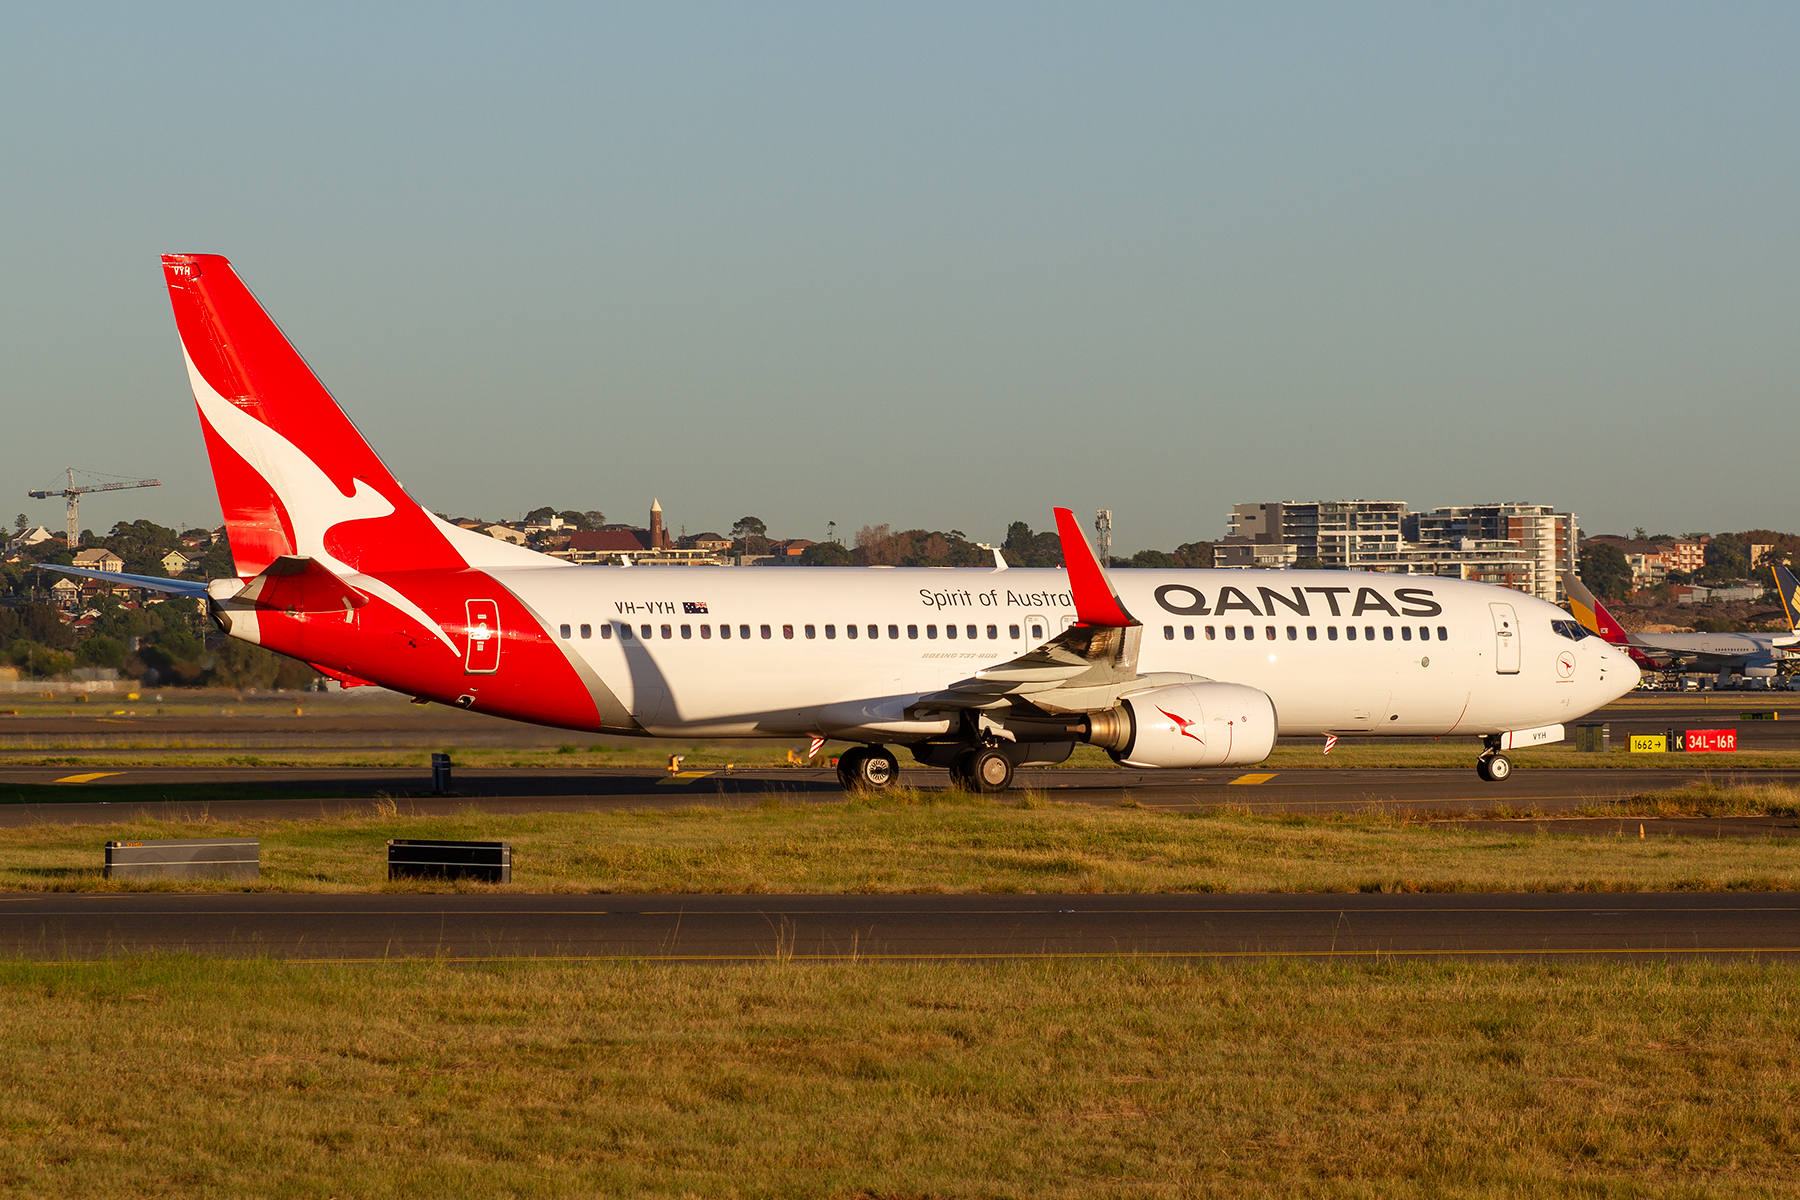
[649,498,665,549]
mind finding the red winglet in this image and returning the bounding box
[1052,507,1137,628]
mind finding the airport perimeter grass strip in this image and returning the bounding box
[0,957,1795,1197]
[1,783,1798,895]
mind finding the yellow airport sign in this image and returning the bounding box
[1630,735,1667,753]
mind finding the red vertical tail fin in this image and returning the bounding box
[163,254,463,580]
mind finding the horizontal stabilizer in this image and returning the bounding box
[234,556,369,614]
[33,563,210,598]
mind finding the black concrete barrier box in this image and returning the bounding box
[106,838,260,882]
[388,839,511,883]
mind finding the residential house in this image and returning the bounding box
[161,550,192,574]
[73,548,125,573]
[49,577,81,611]
[5,526,56,554]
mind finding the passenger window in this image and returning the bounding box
[1306,626,1317,641]
[719,624,731,639]
[740,624,751,639]
[967,624,978,639]
[1328,626,1338,640]
[1401,626,1412,641]
[602,624,614,639]
[580,624,591,639]
[681,625,692,639]
[785,625,795,639]
[1009,624,1020,639]
[1226,626,1237,641]
[824,625,835,639]
[944,624,956,639]
[907,625,918,639]
[1419,627,1429,641]
[761,625,772,639]
[1266,626,1276,640]
[927,625,938,639]
[1029,623,1043,638]
[846,624,858,639]
[661,624,672,639]
[1184,626,1194,640]
[888,625,899,639]
[1346,626,1356,641]
[1364,626,1375,640]
[1206,626,1216,640]
[1164,625,1175,640]
[1244,626,1255,640]
[641,625,652,640]
[1437,626,1448,640]
[559,624,571,639]
[621,624,634,641]
[1287,626,1296,641]
[700,625,711,639]
[986,625,997,639]
[1383,627,1393,641]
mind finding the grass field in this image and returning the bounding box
[0,956,1795,1197]
[2,782,1797,895]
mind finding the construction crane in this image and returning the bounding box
[28,469,161,549]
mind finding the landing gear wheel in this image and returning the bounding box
[840,745,899,792]
[1476,753,1512,782]
[960,748,1014,794]
[836,747,869,790]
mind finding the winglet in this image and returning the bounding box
[1053,507,1137,627]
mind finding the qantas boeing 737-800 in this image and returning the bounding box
[49,254,1639,788]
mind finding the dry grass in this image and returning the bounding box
[3,784,1799,895]
[0,956,1795,1196]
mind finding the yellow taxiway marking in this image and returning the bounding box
[1227,773,1277,785]
[53,772,123,784]
[657,771,717,785]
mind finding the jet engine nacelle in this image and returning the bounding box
[1085,682,1278,769]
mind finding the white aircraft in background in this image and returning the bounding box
[50,254,1639,787]
[1563,566,1800,679]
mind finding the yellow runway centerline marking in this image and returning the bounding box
[1228,773,1277,785]
[53,772,123,784]
[657,771,717,785]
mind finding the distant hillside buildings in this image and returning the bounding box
[1217,501,1578,602]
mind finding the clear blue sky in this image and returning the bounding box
[3,3,1794,551]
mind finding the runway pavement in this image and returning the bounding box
[3,762,1799,828]
[3,891,1795,961]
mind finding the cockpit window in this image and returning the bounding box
[1550,618,1591,642]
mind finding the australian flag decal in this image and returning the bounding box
[683,601,709,614]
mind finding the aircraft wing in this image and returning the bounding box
[909,507,1189,715]
[33,563,211,599]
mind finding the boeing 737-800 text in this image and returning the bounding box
[49,255,1639,788]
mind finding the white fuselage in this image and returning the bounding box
[483,566,1638,740]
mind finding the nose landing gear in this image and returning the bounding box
[1476,735,1512,782]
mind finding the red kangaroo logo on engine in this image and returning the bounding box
[1157,706,1205,744]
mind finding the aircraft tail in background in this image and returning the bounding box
[1562,571,1666,672]
[1771,564,1800,632]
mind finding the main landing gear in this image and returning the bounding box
[1476,735,1512,782]
[837,745,901,793]
[948,746,1015,794]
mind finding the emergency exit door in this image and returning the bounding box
[465,599,501,674]
[1489,602,1519,675]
